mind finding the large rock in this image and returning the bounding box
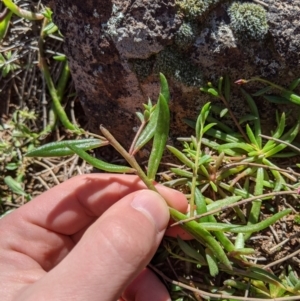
[43,0,300,148]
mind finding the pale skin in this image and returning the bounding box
[0,174,189,301]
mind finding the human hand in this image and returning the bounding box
[0,174,188,301]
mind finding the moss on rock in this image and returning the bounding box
[228,2,269,40]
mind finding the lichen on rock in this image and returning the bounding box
[174,21,198,50]
[42,0,300,149]
[227,1,269,40]
[175,0,223,20]
[154,47,202,86]
[105,0,182,59]
[130,57,155,81]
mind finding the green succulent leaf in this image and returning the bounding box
[25,138,107,157]
[67,144,135,173]
[147,92,170,180]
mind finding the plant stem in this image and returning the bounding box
[100,125,157,191]
[170,190,299,226]
[129,120,147,155]
[38,18,81,134]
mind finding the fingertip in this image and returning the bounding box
[122,268,171,301]
[165,225,194,240]
[155,185,188,213]
[131,190,170,233]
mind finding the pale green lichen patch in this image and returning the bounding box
[154,48,202,86]
[228,2,269,40]
[175,0,222,20]
[175,21,198,50]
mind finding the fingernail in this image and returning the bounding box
[131,191,169,232]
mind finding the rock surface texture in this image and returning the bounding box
[42,0,300,147]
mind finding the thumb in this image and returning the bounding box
[20,190,169,301]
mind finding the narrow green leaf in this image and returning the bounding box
[2,0,44,20]
[263,95,290,104]
[40,58,80,133]
[206,115,235,134]
[53,55,67,61]
[273,112,286,139]
[67,144,135,173]
[198,154,211,166]
[248,267,286,288]
[0,10,13,40]
[254,167,264,196]
[205,128,241,143]
[196,102,211,141]
[217,142,254,153]
[234,233,245,249]
[289,78,300,91]
[202,122,216,135]
[208,215,235,252]
[252,86,273,96]
[25,139,106,157]
[193,186,209,222]
[210,181,218,192]
[4,176,27,196]
[182,118,196,129]
[262,112,285,152]
[207,196,242,211]
[199,209,292,233]
[5,163,19,171]
[207,88,218,96]
[177,236,206,265]
[159,73,170,103]
[264,121,300,157]
[132,106,158,154]
[224,75,230,102]
[241,88,261,147]
[281,90,300,105]
[136,112,144,123]
[239,114,258,125]
[167,145,195,169]
[220,108,228,118]
[217,76,223,95]
[246,124,260,148]
[205,248,219,277]
[199,164,210,178]
[169,208,232,269]
[229,248,255,256]
[43,22,58,34]
[147,93,170,180]
[56,61,70,100]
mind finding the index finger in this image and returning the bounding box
[8,174,188,236]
